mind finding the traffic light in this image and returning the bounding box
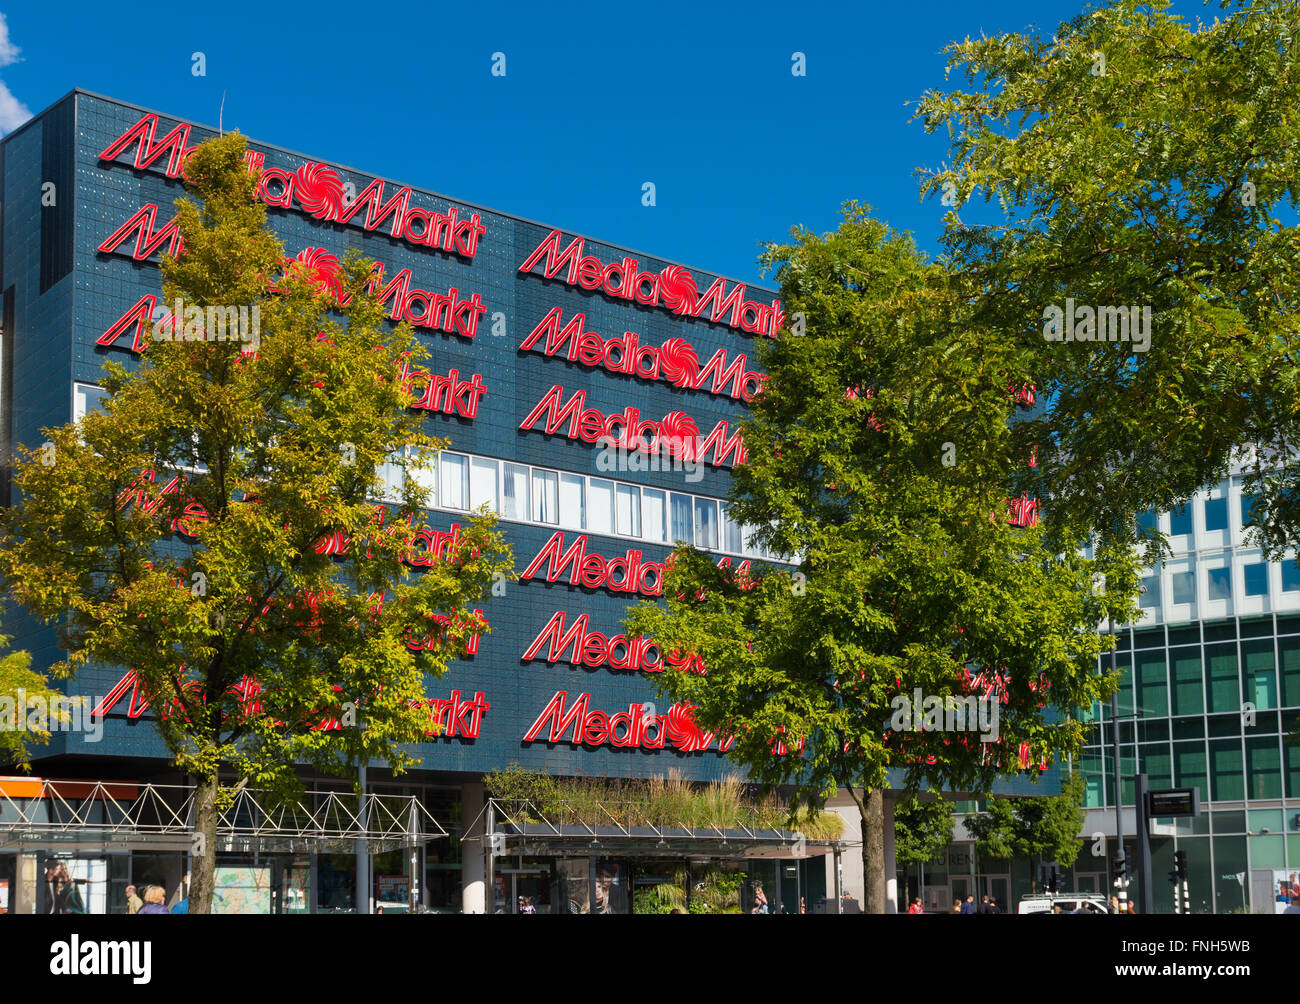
[1173,850,1188,881]
[1113,853,1129,887]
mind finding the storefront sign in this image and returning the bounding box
[520,308,766,401]
[519,385,746,467]
[520,532,665,597]
[519,230,783,337]
[522,691,732,753]
[99,114,485,258]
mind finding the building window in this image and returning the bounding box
[73,382,109,421]
[558,473,585,529]
[1174,745,1208,804]
[1209,740,1245,801]
[1246,737,1283,799]
[642,489,668,543]
[1241,638,1277,710]
[1170,650,1204,716]
[1243,562,1269,597]
[531,469,558,525]
[1205,643,1240,714]
[1206,566,1231,601]
[615,484,640,538]
[1140,575,1160,610]
[469,457,498,511]
[587,479,614,536]
[694,498,719,550]
[376,450,406,502]
[1169,503,1193,537]
[1283,561,1300,593]
[1135,651,1168,717]
[721,504,744,555]
[670,493,693,545]
[1204,494,1228,533]
[439,452,469,510]
[502,463,529,521]
[1171,571,1196,605]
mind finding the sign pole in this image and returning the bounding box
[1135,773,1153,913]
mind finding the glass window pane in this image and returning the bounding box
[377,450,406,502]
[1242,491,1261,529]
[74,383,109,421]
[615,484,641,538]
[439,453,468,509]
[469,457,498,511]
[1174,745,1209,805]
[1204,496,1228,532]
[721,504,744,555]
[1138,508,1158,533]
[1169,503,1193,537]
[1207,566,1231,601]
[1171,650,1204,716]
[1281,636,1300,708]
[1247,737,1282,799]
[532,469,558,524]
[694,498,719,550]
[1136,651,1168,718]
[1242,638,1277,710]
[1284,561,1300,593]
[1244,563,1269,597]
[1210,740,1245,801]
[502,463,529,520]
[1171,571,1196,605]
[642,489,667,543]
[407,449,437,504]
[1140,575,1160,610]
[670,493,693,545]
[559,473,585,529]
[587,479,614,535]
[1206,643,1240,714]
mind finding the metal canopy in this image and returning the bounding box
[471,797,853,860]
[0,779,447,855]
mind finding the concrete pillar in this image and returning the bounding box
[883,794,898,914]
[460,781,486,915]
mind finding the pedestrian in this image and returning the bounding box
[1283,896,1300,914]
[950,900,961,914]
[977,894,993,915]
[1109,895,1120,913]
[752,885,769,914]
[907,896,924,914]
[799,896,806,914]
[125,884,143,915]
[520,896,536,915]
[1052,904,1062,914]
[960,894,975,915]
[137,886,169,915]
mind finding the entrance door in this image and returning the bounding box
[980,875,1009,914]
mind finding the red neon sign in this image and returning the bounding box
[519,385,747,468]
[91,671,489,739]
[519,230,783,337]
[98,262,489,357]
[99,113,486,259]
[521,610,704,676]
[520,532,665,597]
[519,308,766,402]
[522,691,732,753]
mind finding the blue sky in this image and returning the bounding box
[0,1,1196,283]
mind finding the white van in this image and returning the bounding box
[1018,894,1111,914]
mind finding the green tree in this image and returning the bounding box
[625,205,1136,913]
[0,133,511,912]
[893,793,954,903]
[913,0,1300,560]
[0,640,69,769]
[965,771,1089,887]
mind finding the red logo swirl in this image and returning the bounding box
[659,411,699,457]
[294,163,345,221]
[289,247,343,301]
[665,703,705,752]
[657,337,700,387]
[658,265,699,315]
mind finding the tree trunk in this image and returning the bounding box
[190,771,219,914]
[861,788,886,914]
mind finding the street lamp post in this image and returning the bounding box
[1110,614,1127,914]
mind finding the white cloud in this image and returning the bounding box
[0,13,22,67]
[0,80,30,133]
[0,14,29,134]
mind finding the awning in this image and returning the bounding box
[0,776,447,855]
